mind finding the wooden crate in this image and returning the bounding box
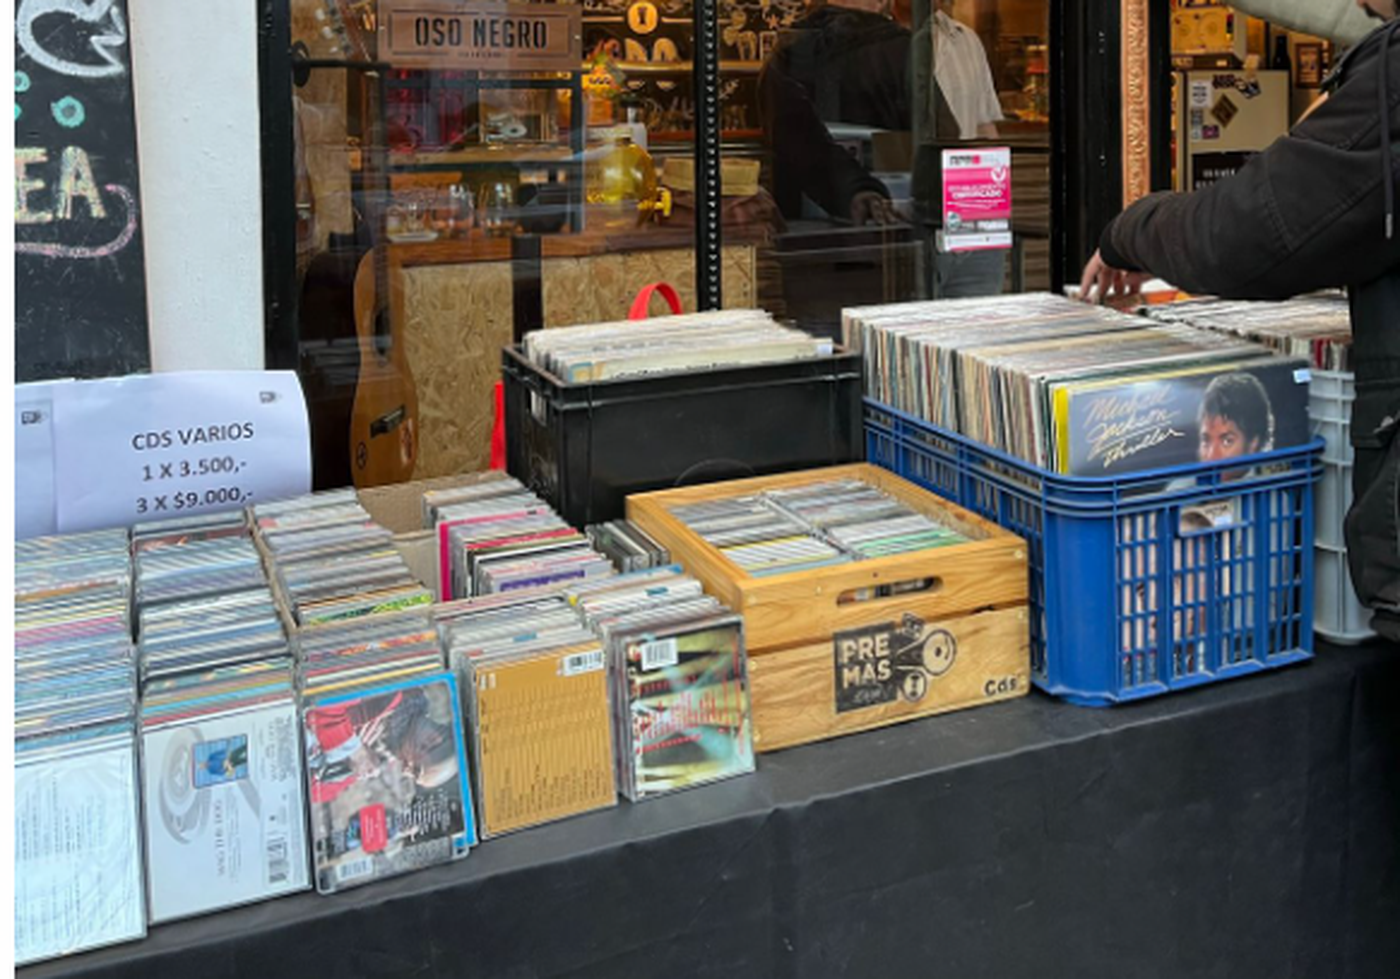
[626,464,1030,752]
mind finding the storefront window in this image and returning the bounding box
[280,0,1052,488]
[750,0,1050,339]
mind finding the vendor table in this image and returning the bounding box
[22,641,1400,979]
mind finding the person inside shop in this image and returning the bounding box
[758,0,911,227]
[759,0,1009,297]
[1078,0,1400,639]
[904,0,1008,297]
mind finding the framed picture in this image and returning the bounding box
[1296,43,1324,88]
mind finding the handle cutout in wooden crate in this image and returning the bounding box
[837,577,942,606]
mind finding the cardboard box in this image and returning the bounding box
[357,471,512,599]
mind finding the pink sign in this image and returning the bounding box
[940,147,1013,253]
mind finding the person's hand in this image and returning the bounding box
[1079,249,1151,305]
[849,191,895,226]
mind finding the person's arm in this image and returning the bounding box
[1093,41,1400,300]
[1229,0,1374,46]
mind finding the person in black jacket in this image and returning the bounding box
[1080,0,1400,639]
[758,0,910,225]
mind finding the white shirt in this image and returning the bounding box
[932,11,1004,140]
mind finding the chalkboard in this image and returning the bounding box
[15,0,150,382]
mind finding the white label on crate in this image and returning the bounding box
[1294,368,1312,385]
[639,639,679,671]
[560,649,605,676]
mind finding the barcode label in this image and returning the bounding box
[560,649,605,676]
[640,639,679,671]
[335,856,374,884]
[266,835,290,884]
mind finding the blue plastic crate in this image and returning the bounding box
[865,400,1325,706]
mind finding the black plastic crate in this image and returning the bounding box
[503,345,864,527]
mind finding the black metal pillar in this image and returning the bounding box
[693,0,723,310]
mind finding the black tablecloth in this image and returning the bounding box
[23,642,1400,979]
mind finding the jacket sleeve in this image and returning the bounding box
[1100,43,1400,299]
[758,56,888,221]
[1229,0,1373,46]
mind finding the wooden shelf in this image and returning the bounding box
[390,144,577,167]
[386,222,768,267]
[589,60,763,74]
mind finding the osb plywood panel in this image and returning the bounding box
[543,246,757,327]
[401,264,514,478]
[402,245,758,477]
[542,254,630,326]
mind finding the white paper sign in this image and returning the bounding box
[15,382,62,540]
[50,371,311,535]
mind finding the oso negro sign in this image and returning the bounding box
[380,0,581,71]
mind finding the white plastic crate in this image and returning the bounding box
[1309,370,1375,644]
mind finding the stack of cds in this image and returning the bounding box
[523,309,834,383]
[134,535,266,606]
[440,591,616,838]
[420,472,526,526]
[133,512,288,681]
[129,512,308,922]
[567,566,709,628]
[139,658,308,921]
[298,610,445,700]
[846,294,1312,476]
[432,479,613,600]
[666,478,970,576]
[255,490,432,626]
[767,480,969,558]
[1142,294,1353,371]
[570,571,754,801]
[137,587,287,680]
[15,529,145,965]
[669,497,850,577]
[297,611,475,894]
[131,510,251,549]
[586,520,672,572]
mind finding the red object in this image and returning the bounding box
[308,706,356,753]
[489,283,684,468]
[628,282,684,320]
[490,381,506,470]
[358,805,390,853]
